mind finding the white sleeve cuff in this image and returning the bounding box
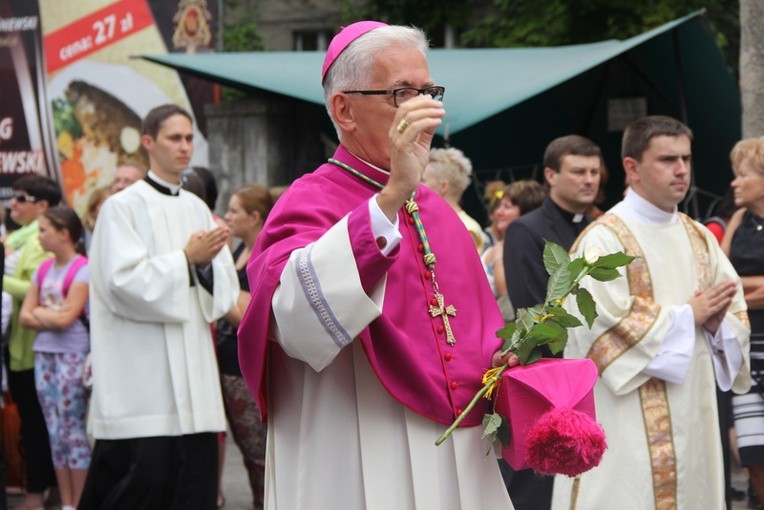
[273,216,385,371]
[642,304,695,384]
[705,319,743,392]
[369,196,402,256]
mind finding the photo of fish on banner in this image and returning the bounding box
[436,241,634,477]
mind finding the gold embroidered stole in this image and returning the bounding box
[569,213,711,510]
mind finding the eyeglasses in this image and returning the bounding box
[342,86,445,107]
[12,192,38,204]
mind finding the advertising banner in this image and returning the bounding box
[0,0,217,215]
[0,0,53,204]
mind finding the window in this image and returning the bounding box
[293,30,333,51]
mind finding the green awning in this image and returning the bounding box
[141,11,725,135]
[142,10,740,217]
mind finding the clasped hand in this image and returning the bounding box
[688,279,737,334]
[183,226,229,266]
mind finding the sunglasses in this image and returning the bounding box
[12,192,38,204]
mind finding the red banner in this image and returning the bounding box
[43,0,153,73]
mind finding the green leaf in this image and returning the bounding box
[567,256,585,277]
[482,412,511,456]
[546,305,583,328]
[543,241,570,276]
[513,336,536,363]
[546,265,572,301]
[576,288,598,328]
[516,308,536,332]
[501,329,521,352]
[524,349,543,365]
[496,322,517,340]
[527,305,545,318]
[525,322,566,343]
[591,252,635,270]
[482,412,501,457]
[588,267,621,282]
[482,412,504,438]
[547,330,568,355]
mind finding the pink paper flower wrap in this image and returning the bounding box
[493,358,607,476]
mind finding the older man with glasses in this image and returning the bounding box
[239,21,518,510]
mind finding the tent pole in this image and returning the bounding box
[620,56,679,117]
[672,30,689,124]
[673,29,698,218]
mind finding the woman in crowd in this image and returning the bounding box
[82,186,110,253]
[217,184,273,509]
[481,180,507,253]
[481,180,546,322]
[722,137,764,509]
[19,206,90,510]
[421,147,484,252]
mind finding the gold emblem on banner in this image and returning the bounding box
[172,0,212,53]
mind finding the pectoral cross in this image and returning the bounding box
[429,292,457,345]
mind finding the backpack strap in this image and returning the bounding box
[38,255,88,297]
[61,255,88,296]
[37,255,90,332]
[36,258,55,293]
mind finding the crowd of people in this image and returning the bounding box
[0,18,759,510]
[0,105,271,510]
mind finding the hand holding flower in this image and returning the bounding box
[435,241,634,477]
[492,350,519,368]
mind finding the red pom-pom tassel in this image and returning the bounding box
[525,407,607,477]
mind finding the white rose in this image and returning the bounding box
[584,246,603,265]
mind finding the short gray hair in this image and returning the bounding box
[323,25,429,132]
[428,147,473,196]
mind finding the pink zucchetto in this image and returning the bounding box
[321,20,388,83]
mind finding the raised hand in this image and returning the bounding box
[377,95,445,221]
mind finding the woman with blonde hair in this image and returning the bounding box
[481,180,546,322]
[422,147,484,252]
[82,186,110,253]
[723,137,764,508]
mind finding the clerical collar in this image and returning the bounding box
[614,187,678,225]
[549,199,585,223]
[345,148,390,175]
[331,146,394,192]
[146,170,182,196]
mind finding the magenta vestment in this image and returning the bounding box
[238,145,504,427]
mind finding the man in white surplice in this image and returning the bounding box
[239,22,519,510]
[552,115,751,510]
[81,104,238,510]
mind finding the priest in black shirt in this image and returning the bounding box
[501,134,603,510]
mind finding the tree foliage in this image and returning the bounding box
[350,0,739,77]
[341,0,473,47]
[220,0,264,99]
[221,0,264,52]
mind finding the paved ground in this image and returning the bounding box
[733,463,757,510]
[3,437,757,509]
[5,432,255,510]
[220,431,256,510]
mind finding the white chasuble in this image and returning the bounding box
[552,203,750,510]
[88,181,238,439]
